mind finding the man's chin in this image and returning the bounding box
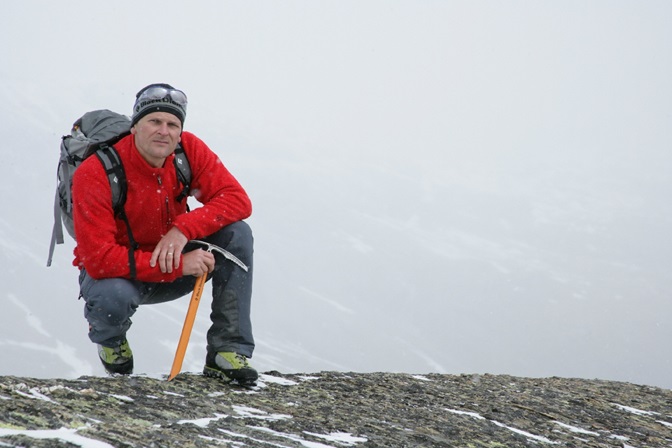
[152,143,175,153]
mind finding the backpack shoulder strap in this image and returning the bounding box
[94,144,138,279]
[173,143,192,203]
[94,144,126,215]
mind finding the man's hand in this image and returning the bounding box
[150,227,189,274]
[182,249,215,277]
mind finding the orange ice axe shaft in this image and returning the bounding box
[167,240,248,381]
[168,272,206,381]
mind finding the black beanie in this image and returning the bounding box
[131,83,187,127]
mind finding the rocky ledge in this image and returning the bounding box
[0,371,671,447]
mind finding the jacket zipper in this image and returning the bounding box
[157,175,173,231]
[165,196,172,227]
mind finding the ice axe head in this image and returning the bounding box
[189,239,248,272]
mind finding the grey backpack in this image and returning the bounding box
[46,109,191,278]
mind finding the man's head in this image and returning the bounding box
[131,83,188,128]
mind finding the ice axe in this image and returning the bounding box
[167,239,248,381]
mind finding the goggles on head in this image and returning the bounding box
[136,86,188,109]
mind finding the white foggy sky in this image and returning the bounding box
[1,1,671,388]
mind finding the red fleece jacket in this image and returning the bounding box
[72,132,251,282]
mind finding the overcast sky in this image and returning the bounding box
[1,1,671,389]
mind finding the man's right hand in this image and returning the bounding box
[181,249,215,277]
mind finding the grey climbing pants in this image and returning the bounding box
[78,221,255,357]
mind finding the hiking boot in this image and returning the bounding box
[203,351,258,386]
[97,340,133,375]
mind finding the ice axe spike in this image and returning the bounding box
[167,239,248,381]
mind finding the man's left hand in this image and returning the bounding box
[150,227,189,273]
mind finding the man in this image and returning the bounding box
[72,83,257,385]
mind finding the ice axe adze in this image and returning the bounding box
[167,239,248,381]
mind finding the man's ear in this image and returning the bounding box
[130,125,137,135]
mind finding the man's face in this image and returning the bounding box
[131,112,182,168]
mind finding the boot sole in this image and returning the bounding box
[203,365,258,387]
[101,358,133,375]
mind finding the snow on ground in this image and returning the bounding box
[444,404,667,447]
[0,427,115,448]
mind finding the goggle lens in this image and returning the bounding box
[138,86,188,108]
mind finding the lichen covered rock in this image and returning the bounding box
[1,372,670,447]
